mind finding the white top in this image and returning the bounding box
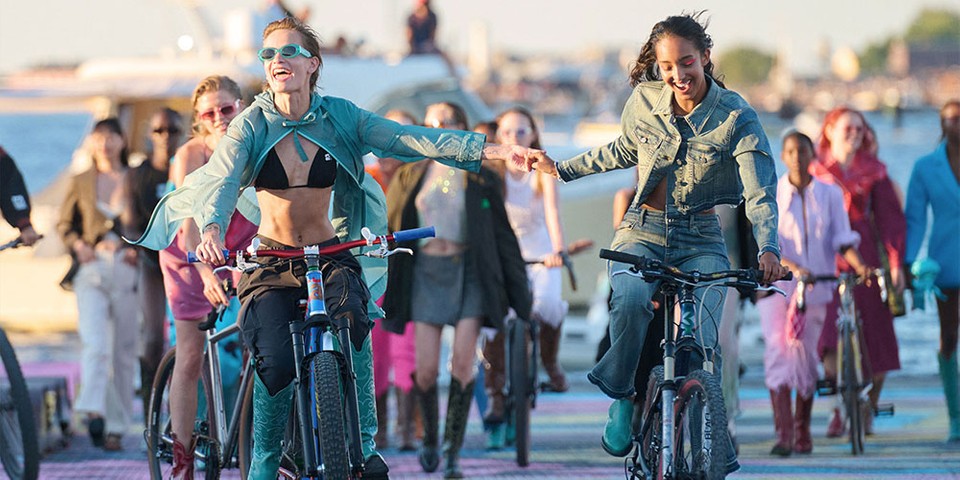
[416,162,466,244]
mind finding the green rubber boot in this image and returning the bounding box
[938,351,960,442]
[248,373,293,480]
[352,334,390,478]
[601,398,634,457]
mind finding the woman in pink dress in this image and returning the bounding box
[158,75,259,479]
[811,107,906,438]
[758,131,868,456]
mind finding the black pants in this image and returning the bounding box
[236,236,370,395]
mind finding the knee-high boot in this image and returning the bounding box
[248,373,293,480]
[352,335,390,478]
[443,377,475,479]
[938,351,960,442]
[768,386,793,456]
[794,392,814,453]
[482,332,506,425]
[539,321,569,392]
[412,374,440,472]
[395,386,416,451]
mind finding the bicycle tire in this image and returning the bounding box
[637,366,664,479]
[841,329,864,455]
[672,369,729,480]
[0,328,39,480]
[313,351,350,480]
[146,349,221,480]
[508,318,531,467]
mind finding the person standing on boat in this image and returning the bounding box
[130,17,540,479]
[524,12,787,473]
[904,99,960,442]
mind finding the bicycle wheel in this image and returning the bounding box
[0,328,39,480]
[637,366,664,479]
[841,329,864,455]
[672,369,728,480]
[508,318,532,467]
[146,349,220,480]
[312,351,350,479]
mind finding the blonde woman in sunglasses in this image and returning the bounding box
[156,75,259,479]
[131,16,539,480]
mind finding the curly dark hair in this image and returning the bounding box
[628,11,723,89]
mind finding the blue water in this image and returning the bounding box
[0,111,93,194]
[0,108,945,195]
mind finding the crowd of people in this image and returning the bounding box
[1,5,958,480]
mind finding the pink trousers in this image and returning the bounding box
[758,293,827,397]
[371,304,416,397]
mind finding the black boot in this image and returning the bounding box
[443,377,475,479]
[412,375,440,472]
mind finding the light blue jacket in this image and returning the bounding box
[557,78,780,259]
[904,141,960,287]
[129,91,485,306]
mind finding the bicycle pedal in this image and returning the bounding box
[874,403,895,417]
[816,379,836,396]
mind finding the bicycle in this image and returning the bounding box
[189,226,434,479]
[487,239,592,467]
[599,248,787,480]
[145,280,252,480]
[807,271,895,456]
[0,236,41,480]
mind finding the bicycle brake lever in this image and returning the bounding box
[757,285,787,297]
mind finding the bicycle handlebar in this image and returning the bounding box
[187,226,436,263]
[599,248,793,285]
[0,234,43,252]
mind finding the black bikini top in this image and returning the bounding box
[254,147,337,190]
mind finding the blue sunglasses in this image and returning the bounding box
[257,44,313,62]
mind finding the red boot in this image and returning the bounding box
[826,407,845,438]
[794,393,814,454]
[170,433,195,480]
[769,386,793,456]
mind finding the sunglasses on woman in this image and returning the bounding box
[198,100,240,123]
[257,44,314,62]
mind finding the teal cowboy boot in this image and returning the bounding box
[248,373,293,480]
[938,351,960,442]
[601,398,634,457]
[352,334,390,478]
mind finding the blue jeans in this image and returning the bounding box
[588,207,731,399]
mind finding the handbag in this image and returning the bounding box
[865,193,906,317]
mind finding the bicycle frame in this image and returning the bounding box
[202,317,254,469]
[195,226,435,478]
[835,274,870,412]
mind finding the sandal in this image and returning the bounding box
[102,433,123,451]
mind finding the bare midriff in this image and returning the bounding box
[420,238,465,256]
[256,188,335,247]
[640,177,715,215]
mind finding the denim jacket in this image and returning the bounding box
[129,90,485,307]
[557,78,780,259]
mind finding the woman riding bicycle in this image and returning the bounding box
[131,17,538,480]
[157,75,258,479]
[525,12,788,470]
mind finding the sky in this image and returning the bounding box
[1,0,957,76]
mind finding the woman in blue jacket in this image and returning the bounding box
[904,99,960,442]
[526,12,788,472]
[132,17,536,480]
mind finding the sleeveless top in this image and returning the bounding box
[415,162,466,243]
[504,171,551,258]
